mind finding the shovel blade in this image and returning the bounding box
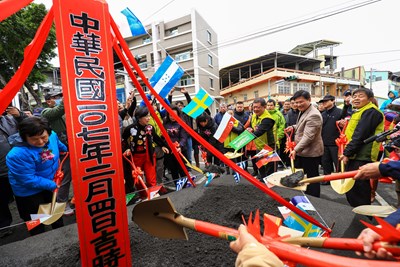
[42,202,66,225]
[264,169,307,191]
[330,178,355,194]
[132,197,188,240]
[38,203,52,215]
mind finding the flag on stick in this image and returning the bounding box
[251,145,274,159]
[185,175,197,188]
[233,161,246,184]
[150,55,184,98]
[176,177,188,191]
[204,173,217,187]
[125,193,136,205]
[183,88,214,118]
[255,152,281,168]
[228,130,255,151]
[121,8,147,37]
[213,113,236,143]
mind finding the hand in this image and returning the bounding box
[6,107,20,117]
[354,162,381,180]
[338,154,349,165]
[246,127,253,133]
[124,149,131,156]
[230,224,259,254]
[356,227,393,259]
[162,147,169,154]
[338,119,347,128]
[168,88,175,96]
[180,87,187,94]
[289,150,296,160]
[284,126,294,133]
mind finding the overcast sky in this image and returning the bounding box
[36,0,399,72]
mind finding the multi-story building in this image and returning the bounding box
[116,9,220,113]
[365,70,400,105]
[219,40,362,107]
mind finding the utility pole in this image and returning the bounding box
[370,67,373,90]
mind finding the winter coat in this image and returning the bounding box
[321,105,342,146]
[0,115,19,178]
[6,131,67,197]
[380,90,398,112]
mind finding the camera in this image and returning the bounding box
[385,135,400,152]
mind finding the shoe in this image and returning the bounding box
[63,203,75,216]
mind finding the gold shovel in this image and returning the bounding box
[37,153,69,225]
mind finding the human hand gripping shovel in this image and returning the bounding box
[132,197,400,266]
[265,128,307,190]
[37,152,69,225]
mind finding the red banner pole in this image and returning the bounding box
[53,0,131,265]
[110,29,195,187]
[110,17,330,233]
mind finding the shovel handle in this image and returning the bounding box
[299,170,359,184]
[282,237,400,255]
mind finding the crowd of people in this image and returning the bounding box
[1,86,400,264]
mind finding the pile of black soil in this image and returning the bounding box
[130,184,281,267]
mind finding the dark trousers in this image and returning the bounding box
[0,178,13,228]
[322,146,339,174]
[345,160,372,207]
[164,152,186,184]
[295,156,321,198]
[15,191,64,236]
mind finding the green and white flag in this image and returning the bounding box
[228,130,255,151]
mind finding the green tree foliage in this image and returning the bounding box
[0,3,57,108]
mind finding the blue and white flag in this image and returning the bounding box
[185,175,197,188]
[233,161,246,184]
[121,8,147,37]
[150,56,184,98]
[176,177,188,191]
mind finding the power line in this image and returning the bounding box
[191,0,382,56]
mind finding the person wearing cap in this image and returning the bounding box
[340,89,354,119]
[320,95,342,180]
[338,87,384,207]
[317,99,325,113]
[122,107,169,197]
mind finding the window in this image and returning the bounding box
[254,91,259,98]
[175,51,191,62]
[168,27,178,36]
[179,75,194,86]
[209,78,214,88]
[376,76,382,81]
[243,94,247,101]
[298,83,311,92]
[278,82,291,94]
[142,37,151,44]
[138,62,148,69]
[233,97,237,104]
[208,54,213,66]
[207,30,212,43]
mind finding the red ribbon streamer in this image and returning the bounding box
[0,7,54,115]
[0,0,33,22]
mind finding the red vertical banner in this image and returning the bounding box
[53,0,131,266]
